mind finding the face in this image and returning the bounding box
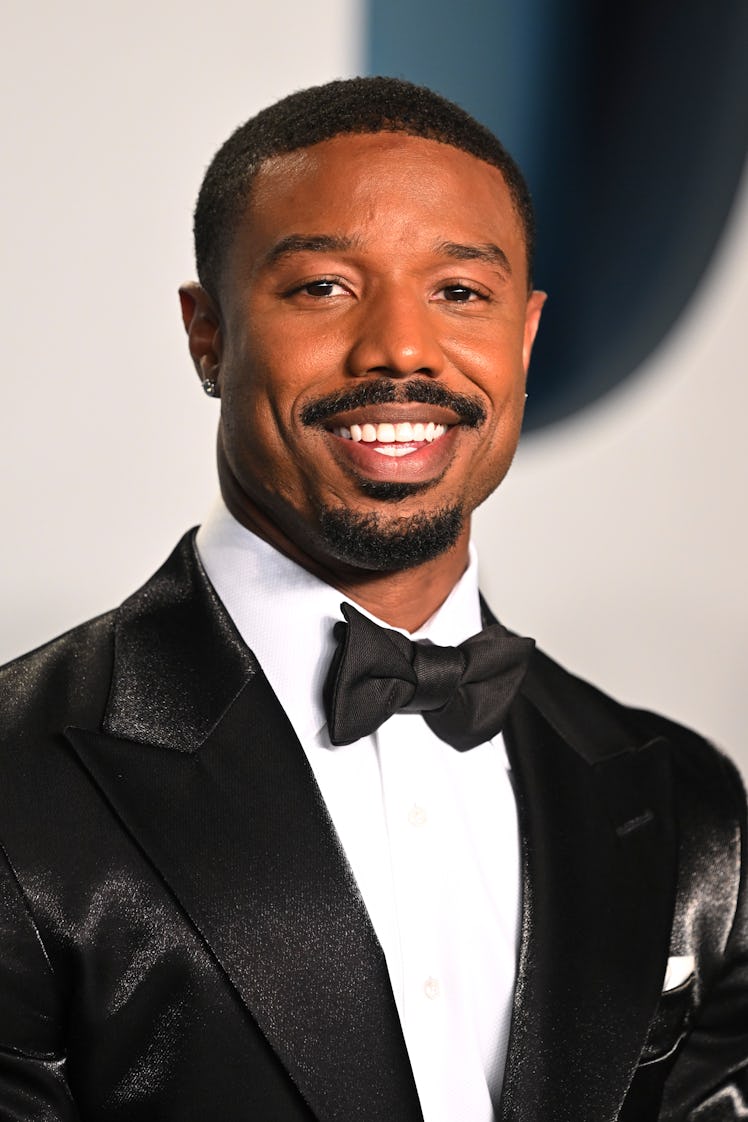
[181,132,544,576]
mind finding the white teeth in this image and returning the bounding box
[374,444,415,457]
[333,421,448,444]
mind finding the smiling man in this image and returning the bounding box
[181,124,543,629]
[0,78,746,1122]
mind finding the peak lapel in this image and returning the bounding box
[66,535,422,1122]
[499,665,678,1122]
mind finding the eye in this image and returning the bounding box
[291,278,349,298]
[436,284,488,303]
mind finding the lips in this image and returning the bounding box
[318,405,462,484]
[302,385,482,486]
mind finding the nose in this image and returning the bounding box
[346,287,445,379]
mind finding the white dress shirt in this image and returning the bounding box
[196,498,521,1122]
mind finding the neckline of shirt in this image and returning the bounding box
[195,496,487,747]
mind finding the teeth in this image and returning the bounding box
[374,444,416,457]
[334,421,448,444]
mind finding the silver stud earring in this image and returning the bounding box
[202,378,217,397]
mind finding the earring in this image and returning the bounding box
[202,378,218,397]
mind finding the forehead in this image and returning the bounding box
[228,133,525,277]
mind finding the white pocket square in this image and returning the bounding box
[663,955,695,992]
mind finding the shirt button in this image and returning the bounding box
[408,804,428,827]
[423,977,441,1000]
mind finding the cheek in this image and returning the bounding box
[464,377,526,497]
[226,327,338,431]
[446,318,527,389]
[218,376,292,499]
[220,339,294,443]
[480,405,523,470]
[219,369,334,510]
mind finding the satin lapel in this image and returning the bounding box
[65,535,422,1122]
[498,673,678,1122]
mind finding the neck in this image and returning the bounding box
[219,484,470,634]
[329,542,470,632]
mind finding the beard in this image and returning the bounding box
[317,502,464,571]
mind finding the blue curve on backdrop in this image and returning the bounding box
[365,0,748,431]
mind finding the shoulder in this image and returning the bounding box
[0,531,203,743]
[522,644,746,964]
[524,643,745,817]
[0,610,117,741]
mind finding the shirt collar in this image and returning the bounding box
[195,497,485,744]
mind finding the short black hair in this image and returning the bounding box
[194,75,535,300]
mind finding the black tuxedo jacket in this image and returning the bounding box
[0,532,746,1121]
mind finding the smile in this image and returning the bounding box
[332,421,450,457]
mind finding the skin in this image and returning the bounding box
[180,132,545,632]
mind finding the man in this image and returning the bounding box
[0,77,745,1122]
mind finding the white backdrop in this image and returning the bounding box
[2,2,746,773]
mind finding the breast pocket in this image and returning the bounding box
[640,974,695,1066]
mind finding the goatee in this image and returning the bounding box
[317,504,464,571]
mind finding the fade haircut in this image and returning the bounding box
[194,76,536,299]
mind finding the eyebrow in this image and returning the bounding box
[436,240,512,276]
[261,232,512,277]
[263,233,360,266]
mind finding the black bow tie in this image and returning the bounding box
[323,602,534,750]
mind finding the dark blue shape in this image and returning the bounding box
[365,0,748,430]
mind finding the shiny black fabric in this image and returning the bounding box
[323,601,535,748]
[0,531,746,1121]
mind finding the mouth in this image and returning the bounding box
[319,404,464,487]
[331,419,450,457]
[301,380,485,489]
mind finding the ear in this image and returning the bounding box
[178,282,223,393]
[522,290,547,373]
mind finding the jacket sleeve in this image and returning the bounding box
[0,843,80,1121]
[659,756,748,1120]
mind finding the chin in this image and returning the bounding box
[316,503,464,571]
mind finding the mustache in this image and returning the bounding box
[300,379,487,428]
